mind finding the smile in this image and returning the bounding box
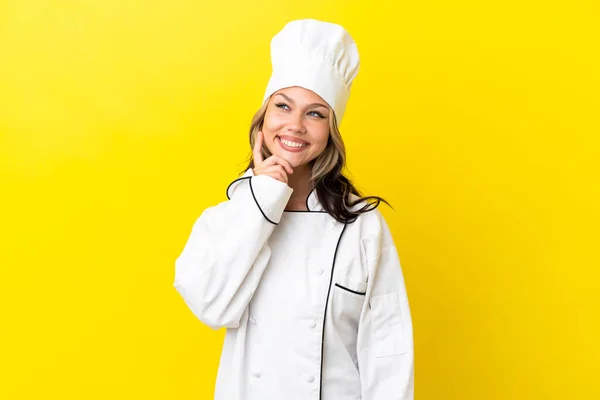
[277,136,309,152]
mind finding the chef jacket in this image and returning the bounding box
[174,168,414,399]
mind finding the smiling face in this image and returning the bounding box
[261,86,331,169]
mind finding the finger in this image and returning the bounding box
[259,155,278,168]
[261,154,294,175]
[272,155,294,175]
[263,165,288,182]
[275,170,288,184]
[253,131,264,165]
[262,164,286,176]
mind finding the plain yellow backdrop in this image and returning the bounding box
[1,0,598,399]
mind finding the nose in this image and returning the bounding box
[286,111,307,134]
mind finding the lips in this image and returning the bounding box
[277,135,309,145]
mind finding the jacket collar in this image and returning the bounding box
[228,169,361,215]
[305,189,326,212]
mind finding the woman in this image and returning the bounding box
[174,19,414,400]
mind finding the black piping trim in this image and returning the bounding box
[318,222,348,400]
[283,210,328,213]
[286,188,325,214]
[334,283,366,296]
[225,176,277,225]
[225,176,251,200]
[282,188,327,213]
[248,179,278,225]
[306,188,314,211]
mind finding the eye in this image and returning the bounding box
[275,103,325,119]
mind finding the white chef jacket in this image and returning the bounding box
[173,168,414,400]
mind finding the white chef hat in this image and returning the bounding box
[262,19,360,125]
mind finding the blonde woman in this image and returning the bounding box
[174,19,414,400]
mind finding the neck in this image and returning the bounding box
[285,164,313,211]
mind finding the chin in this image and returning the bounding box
[282,156,302,168]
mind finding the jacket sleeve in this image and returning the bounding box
[357,210,414,400]
[173,168,293,330]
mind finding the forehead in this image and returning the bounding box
[273,86,327,105]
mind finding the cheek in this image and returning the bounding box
[262,112,285,134]
[312,127,330,152]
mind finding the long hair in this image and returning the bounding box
[241,97,392,224]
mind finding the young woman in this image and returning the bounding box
[174,19,414,400]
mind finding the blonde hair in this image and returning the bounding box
[243,95,389,223]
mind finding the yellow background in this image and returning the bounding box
[1,0,598,399]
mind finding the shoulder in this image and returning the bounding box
[345,193,388,236]
[343,194,398,260]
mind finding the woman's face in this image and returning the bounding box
[261,86,331,169]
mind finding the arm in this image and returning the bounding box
[357,211,414,399]
[173,168,293,330]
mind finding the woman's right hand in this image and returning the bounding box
[252,131,294,184]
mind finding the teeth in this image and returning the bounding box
[280,138,307,148]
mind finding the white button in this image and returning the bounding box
[309,320,316,328]
[249,317,257,325]
[314,268,323,276]
[252,372,261,378]
[306,375,315,383]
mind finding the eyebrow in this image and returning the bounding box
[275,93,328,109]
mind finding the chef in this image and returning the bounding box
[174,18,414,400]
